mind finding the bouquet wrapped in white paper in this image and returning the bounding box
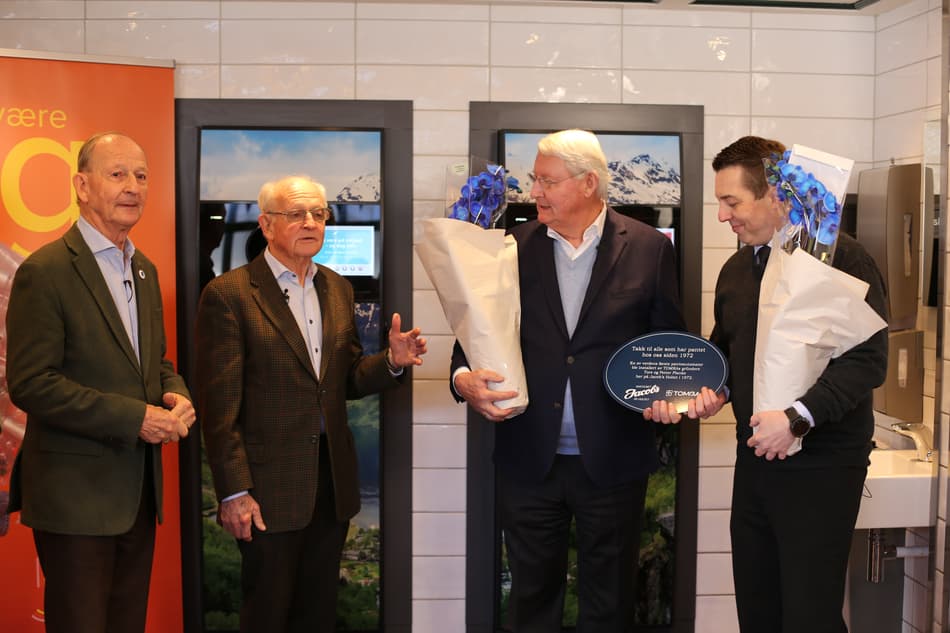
[415,158,528,417]
[754,146,888,454]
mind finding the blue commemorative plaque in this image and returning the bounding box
[603,331,729,414]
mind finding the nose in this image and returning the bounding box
[717,202,732,223]
[529,179,544,198]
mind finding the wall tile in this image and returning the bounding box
[697,509,732,552]
[699,466,734,510]
[703,116,751,159]
[412,600,465,633]
[414,289,451,336]
[413,251,435,291]
[85,19,219,63]
[358,2,487,21]
[751,117,873,164]
[925,7,940,59]
[876,62,929,119]
[696,552,735,594]
[491,23,620,69]
[700,423,737,467]
[414,334,454,381]
[357,20,488,65]
[414,110,470,156]
[222,1,354,19]
[751,11,874,31]
[622,70,750,116]
[877,0,932,30]
[413,556,465,599]
[702,290,716,338]
[0,20,82,53]
[356,65,489,110]
[624,7,750,28]
[413,379,466,426]
[873,109,929,163]
[623,26,751,72]
[490,67,622,103]
[220,65,355,99]
[414,155,461,201]
[221,19,354,64]
[752,29,874,74]
[175,64,220,98]
[413,512,466,555]
[414,468,466,512]
[0,1,83,19]
[495,3,621,24]
[752,73,874,119]
[86,1,219,19]
[877,13,930,75]
[926,57,942,110]
[695,595,739,633]
[413,424,466,468]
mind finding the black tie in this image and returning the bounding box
[754,245,771,278]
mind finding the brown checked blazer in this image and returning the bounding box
[6,222,189,535]
[196,253,399,531]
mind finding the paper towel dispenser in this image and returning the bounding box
[856,164,922,331]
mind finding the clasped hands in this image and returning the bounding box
[643,389,797,461]
[139,392,196,445]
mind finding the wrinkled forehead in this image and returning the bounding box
[278,180,326,207]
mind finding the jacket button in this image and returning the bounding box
[553,402,562,410]
[566,356,575,364]
[310,435,319,444]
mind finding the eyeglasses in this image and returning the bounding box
[526,172,582,191]
[265,207,332,224]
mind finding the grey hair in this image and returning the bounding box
[257,175,327,213]
[537,129,609,200]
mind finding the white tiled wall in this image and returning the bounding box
[0,1,942,631]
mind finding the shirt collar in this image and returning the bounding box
[546,202,607,246]
[263,247,317,283]
[76,215,136,260]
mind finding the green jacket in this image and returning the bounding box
[6,222,189,535]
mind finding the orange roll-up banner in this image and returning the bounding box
[0,51,180,632]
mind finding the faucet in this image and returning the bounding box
[890,422,934,462]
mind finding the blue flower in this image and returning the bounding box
[449,161,521,229]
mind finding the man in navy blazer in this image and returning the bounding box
[452,129,685,632]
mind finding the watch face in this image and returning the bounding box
[791,417,811,438]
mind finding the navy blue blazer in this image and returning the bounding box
[452,209,686,487]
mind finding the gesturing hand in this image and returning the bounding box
[387,312,427,368]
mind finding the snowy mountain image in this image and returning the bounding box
[607,155,680,205]
[507,154,680,206]
[336,172,380,202]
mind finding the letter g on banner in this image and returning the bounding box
[2,137,81,254]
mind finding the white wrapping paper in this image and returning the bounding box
[753,231,887,454]
[415,218,528,416]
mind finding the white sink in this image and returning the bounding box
[854,449,936,529]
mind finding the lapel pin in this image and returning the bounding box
[138,269,146,280]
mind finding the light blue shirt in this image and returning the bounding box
[264,248,323,379]
[76,216,139,363]
[549,205,607,455]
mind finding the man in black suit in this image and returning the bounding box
[452,129,685,632]
[647,136,888,632]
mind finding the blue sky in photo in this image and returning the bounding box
[200,129,381,202]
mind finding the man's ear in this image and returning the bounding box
[72,172,88,203]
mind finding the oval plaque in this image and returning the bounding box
[603,331,729,414]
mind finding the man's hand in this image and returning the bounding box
[163,392,196,430]
[643,386,726,424]
[387,312,427,368]
[747,409,797,460]
[219,494,267,541]
[454,369,518,422]
[139,403,189,444]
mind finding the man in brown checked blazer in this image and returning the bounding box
[6,132,194,633]
[197,175,426,633]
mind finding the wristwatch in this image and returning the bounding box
[784,406,811,438]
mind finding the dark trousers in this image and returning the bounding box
[33,479,156,633]
[497,455,649,633]
[238,437,349,633]
[730,461,867,633]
